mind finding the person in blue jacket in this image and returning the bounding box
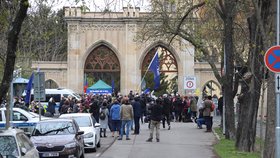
[110,98,121,137]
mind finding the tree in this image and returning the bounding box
[0,0,29,104]
[247,0,276,156]
[137,0,237,139]
[18,2,67,62]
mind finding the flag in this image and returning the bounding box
[148,52,160,89]
[84,75,88,93]
[143,88,150,94]
[141,79,146,91]
[24,73,34,105]
[111,79,115,93]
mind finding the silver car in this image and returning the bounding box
[0,128,39,158]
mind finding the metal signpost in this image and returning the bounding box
[264,1,280,154]
[33,72,45,121]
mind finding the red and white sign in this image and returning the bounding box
[184,76,196,90]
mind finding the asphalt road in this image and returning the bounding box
[88,121,217,158]
[85,135,116,158]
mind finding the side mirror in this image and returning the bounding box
[21,147,27,156]
[77,131,84,135]
[94,123,100,128]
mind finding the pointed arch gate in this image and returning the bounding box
[142,46,178,93]
[84,45,121,93]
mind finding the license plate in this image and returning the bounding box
[42,152,59,157]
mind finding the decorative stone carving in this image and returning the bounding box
[127,24,136,31]
[80,24,124,32]
[68,24,78,31]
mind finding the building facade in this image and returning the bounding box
[32,7,221,96]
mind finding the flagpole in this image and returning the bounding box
[138,49,159,92]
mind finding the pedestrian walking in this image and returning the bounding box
[118,97,134,140]
[99,102,109,137]
[146,98,163,142]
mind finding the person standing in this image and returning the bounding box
[110,99,121,137]
[203,96,213,132]
[146,98,163,142]
[89,97,100,123]
[118,97,134,140]
[47,97,56,116]
[162,94,171,130]
[132,96,142,135]
[99,102,109,137]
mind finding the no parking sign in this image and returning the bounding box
[184,76,196,90]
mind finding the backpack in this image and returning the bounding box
[99,110,106,120]
[210,103,215,112]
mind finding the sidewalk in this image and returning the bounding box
[99,121,217,158]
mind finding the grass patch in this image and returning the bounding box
[213,128,261,158]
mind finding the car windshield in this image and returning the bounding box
[70,116,92,127]
[0,136,19,157]
[32,121,75,136]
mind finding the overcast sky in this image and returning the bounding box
[30,0,150,12]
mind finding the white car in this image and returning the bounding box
[0,108,50,134]
[59,113,101,152]
[0,128,39,158]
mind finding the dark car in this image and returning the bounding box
[30,119,85,158]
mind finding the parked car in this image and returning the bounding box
[0,108,49,134]
[30,119,85,158]
[59,113,101,152]
[0,128,39,158]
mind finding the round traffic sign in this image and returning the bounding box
[186,81,194,88]
[264,46,280,73]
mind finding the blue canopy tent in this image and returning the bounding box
[86,80,112,94]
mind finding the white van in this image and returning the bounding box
[30,88,81,106]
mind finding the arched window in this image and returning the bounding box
[45,79,59,89]
[84,45,121,93]
[142,46,178,94]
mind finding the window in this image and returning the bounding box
[0,136,19,156]
[12,112,27,121]
[0,111,2,121]
[17,133,33,152]
[45,94,61,102]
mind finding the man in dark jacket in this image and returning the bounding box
[89,98,100,123]
[132,96,142,134]
[162,94,171,130]
[146,98,163,142]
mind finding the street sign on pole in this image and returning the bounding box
[184,76,196,90]
[276,73,280,94]
[264,46,280,73]
[33,72,45,102]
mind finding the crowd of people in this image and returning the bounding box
[7,91,223,142]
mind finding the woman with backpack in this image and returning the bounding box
[99,101,109,137]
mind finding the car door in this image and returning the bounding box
[17,133,39,158]
[91,116,100,143]
[8,110,30,133]
[73,120,84,157]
